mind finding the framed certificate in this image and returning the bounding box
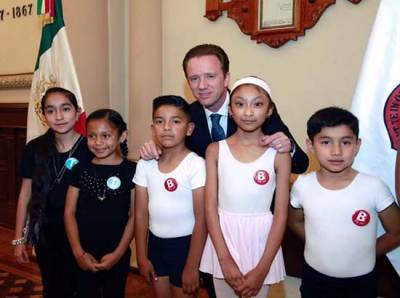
[259,0,296,29]
[205,0,363,48]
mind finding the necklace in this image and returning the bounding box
[53,136,83,185]
[93,165,107,201]
[97,189,106,201]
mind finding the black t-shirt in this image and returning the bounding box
[69,159,136,249]
[20,135,93,222]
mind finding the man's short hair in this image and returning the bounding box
[152,95,191,121]
[182,44,230,77]
[307,107,359,140]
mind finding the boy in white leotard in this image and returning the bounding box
[134,95,206,298]
[289,107,400,298]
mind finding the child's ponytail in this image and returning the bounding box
[120,139,129,157]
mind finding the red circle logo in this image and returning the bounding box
[352,210,370,226]
[384,84,400,150]
[164,178,178,192]
[253,170,269,185]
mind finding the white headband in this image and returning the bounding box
[231,76,272,97]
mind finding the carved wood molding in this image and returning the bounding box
[0,73,33,89]
[205,0,363,48]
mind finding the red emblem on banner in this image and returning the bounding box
[164,178,178,192]
[384,84,400,150]
[253,170,269,185]
[352,210,370,227]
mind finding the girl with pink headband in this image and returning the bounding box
[200,76,290,297]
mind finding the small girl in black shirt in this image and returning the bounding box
[64,109,136,298]
[13,87,91,298]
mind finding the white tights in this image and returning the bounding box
[213,278,270,298]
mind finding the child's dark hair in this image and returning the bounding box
[307,107,359,141]
[86,109,129,157]
[152,95,191,121]
[41,87,79,113]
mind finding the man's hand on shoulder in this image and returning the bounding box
[139,140,162,160]
[260,132,293,153]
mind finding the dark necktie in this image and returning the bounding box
[210,113,225,141]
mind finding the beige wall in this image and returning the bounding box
[0,1,380,159]
[161,0,379,151]
[128,1,162,160]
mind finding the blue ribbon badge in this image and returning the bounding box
[107,176,121,190]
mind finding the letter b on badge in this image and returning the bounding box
[164,177,178,192]
[254,170,269,185]
[352,209,370,226]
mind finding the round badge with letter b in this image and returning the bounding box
[352,210,370,226]
[164,178,178,192]
[253,170,269,185]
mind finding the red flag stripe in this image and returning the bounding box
[44,0,49,13]
[49,0,55,18]
[74,112,86,136]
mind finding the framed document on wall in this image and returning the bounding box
[205,0,363,48]
[259,0,296,29]
[0,0,41,88]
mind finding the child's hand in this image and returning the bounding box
[236,266,267,297]
[14,244,30,263]
[76,252,99,272]
[219,256,245,291]
[138,258,158,284]
[182,265,199,295]
[95,252,120,270]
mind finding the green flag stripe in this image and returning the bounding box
[35,0,65,70]
[37,0,43,15]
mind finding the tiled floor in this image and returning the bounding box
[0,227,205,297]
[0,226,301,297]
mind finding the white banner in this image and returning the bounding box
[351,0,400,273]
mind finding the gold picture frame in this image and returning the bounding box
[0,73,33,89]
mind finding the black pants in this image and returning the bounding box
[35,223,77,298]
[376,255,400,298]
[300,262,377,298]
[200,271,216,298]
[75,249,130,298]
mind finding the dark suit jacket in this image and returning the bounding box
[186,100,309,174]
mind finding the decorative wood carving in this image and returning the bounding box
[205,0,363,48]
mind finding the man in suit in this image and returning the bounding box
[140,44,309,297]
[141,44,308,172]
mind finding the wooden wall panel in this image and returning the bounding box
[0,103,27,228]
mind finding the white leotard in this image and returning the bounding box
[291,172,394,277]
[133,152,205,238]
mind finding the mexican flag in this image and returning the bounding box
[351,0,400,274]
[27,0,85,142]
